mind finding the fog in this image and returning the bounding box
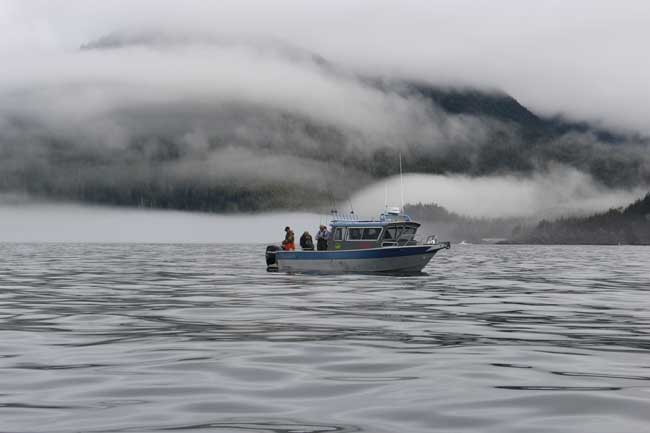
[0,198,319,243]
[1,41,445,153]
[352,169,646,219]
[0,1,648,222]
[3,0,649,133]
[0,32,466,208]
[2,167,642,243]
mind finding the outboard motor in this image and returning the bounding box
[265,245,280,271]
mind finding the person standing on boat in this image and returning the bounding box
[282,226,295,251]
[316,225,330,251]
[300,231,314,250]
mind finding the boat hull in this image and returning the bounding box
[273,244,449,274]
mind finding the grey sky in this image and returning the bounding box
[2,0,648,133]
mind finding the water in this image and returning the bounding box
[1,243,649,433]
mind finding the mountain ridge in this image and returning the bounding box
[406,193,650,245]
[0,32,648,212]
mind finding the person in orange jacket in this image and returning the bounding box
[282,226,295,251]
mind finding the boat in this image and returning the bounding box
[265,207,450,274]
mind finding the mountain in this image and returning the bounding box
[1,32,649,212]
[405,202,526,244]
[393,83,649,187]
[512,193,650,245]
[406,193,650,245]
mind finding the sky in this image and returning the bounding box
[2,0,648,133]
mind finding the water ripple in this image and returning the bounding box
[0,243,649,432]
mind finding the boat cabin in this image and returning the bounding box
[328,212,420,251]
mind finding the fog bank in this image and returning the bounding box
[1,1,649,215]
[3,0,649,134]
[0,200,319,243]
[352,170,645,219]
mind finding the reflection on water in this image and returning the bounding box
[0,243,649,433]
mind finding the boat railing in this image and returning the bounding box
[330,213,359,222]
[398,236,416,245]
[423,235,438,245]
[381,231,427,247]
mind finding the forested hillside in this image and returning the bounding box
[405,202,525,244]
[1,33,648,212]
[514,193,650,244]
[408,194,650,245]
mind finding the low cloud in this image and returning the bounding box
[0,9,648,216]
[1,39,446,150]
[0,33,509,211]
[0,195,318,243]
[3,0,649,133]
[353,167,645,219]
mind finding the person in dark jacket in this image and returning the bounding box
[316,225,330,251]
[300,231,314,250]
[282,226,295,251]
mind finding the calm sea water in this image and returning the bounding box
[1,243,649,433]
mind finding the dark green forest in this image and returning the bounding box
[408,193,650,245]
[2,80,649,213]
[514,193,650,245]
[405,202,527,244]
[2,35,649,212]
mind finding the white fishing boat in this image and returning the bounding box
[265,207,450,274]
[266,153,450,273]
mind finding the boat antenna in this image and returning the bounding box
[325,159,338,215]
[384,181,389,213]
[399,152,405,213]
[338,162,355,217]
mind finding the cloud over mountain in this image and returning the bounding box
[1,2,649,215]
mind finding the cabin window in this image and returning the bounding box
[362,227,382,240]
[346,227,382,241]
[399,226,418,242]
[347,228,362,240]
[334,228,343,241]
[403,227,417,236]
[383,227,399,240]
